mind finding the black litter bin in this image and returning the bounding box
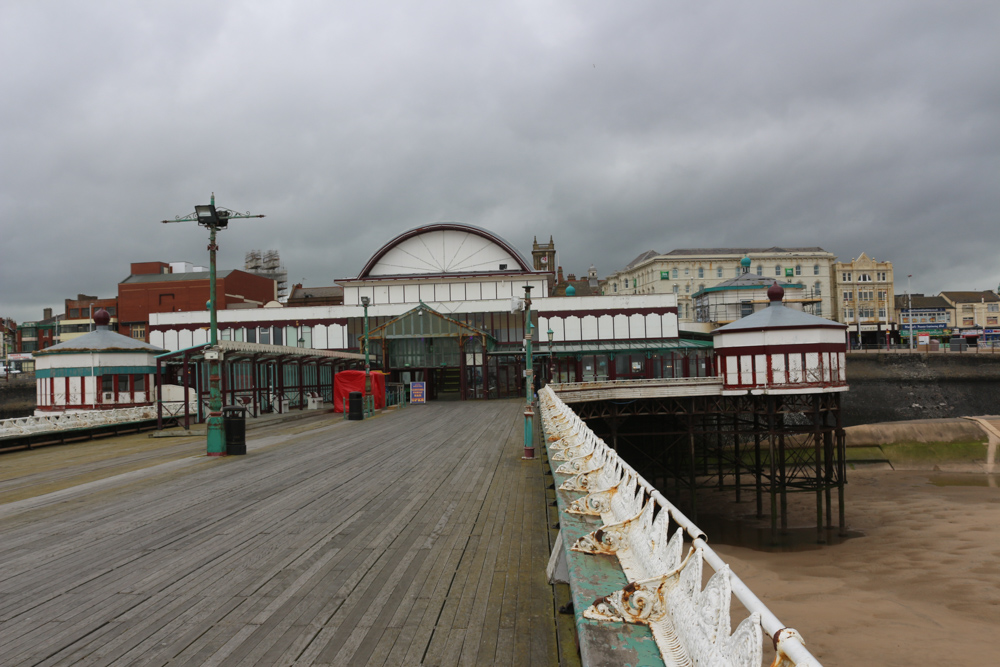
[223,406,247,455]
[348,391,364,421]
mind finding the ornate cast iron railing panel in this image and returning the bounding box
[539,386,822,667]
[0,406,158,439]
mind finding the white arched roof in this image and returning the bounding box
[357,223,533,278]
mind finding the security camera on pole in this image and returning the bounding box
[162,194,265,456]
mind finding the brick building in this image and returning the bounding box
[118,262,277,341]
[61,294,119,342]
[16,308,61,353]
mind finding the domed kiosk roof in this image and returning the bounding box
[34,309,164,355]
[713,283,845,333]
[354,223,534,279]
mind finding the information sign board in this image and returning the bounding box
[410,381,426,404]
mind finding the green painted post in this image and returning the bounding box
[206,203,225,456]
[160,193,264,457]
[522,285,535,459]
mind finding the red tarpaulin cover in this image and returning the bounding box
[332,370,386,412]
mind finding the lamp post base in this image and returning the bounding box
[522,405,535,460]
[207,415,226,456]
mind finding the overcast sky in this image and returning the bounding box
[2,1,998,324]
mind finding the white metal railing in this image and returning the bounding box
[539,386,822,667]
[553,376,722,392]
[0,406,158,439]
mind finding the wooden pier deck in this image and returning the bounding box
[0,400,562,666]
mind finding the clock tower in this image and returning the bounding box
[531,235,556,272]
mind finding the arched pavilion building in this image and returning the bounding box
[150,223,712,400]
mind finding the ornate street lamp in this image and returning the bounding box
[547,327,554,383]
[162,193,264,456]
[360,296,371,395]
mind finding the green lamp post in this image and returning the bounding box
[162,193,264,455]
[522,285,534,459]
[547,327,554,383]
[361,296,371,396]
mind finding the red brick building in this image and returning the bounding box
[118,262,277,341]
[61,294,119,342]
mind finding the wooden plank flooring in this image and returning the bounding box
[0,400,560,666]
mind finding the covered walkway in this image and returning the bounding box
[155,340,364,428]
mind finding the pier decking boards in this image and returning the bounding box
[0,400,560,666]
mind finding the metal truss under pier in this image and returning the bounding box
[556,389,848,540]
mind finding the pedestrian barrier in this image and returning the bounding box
[539,386,822,667]
[0,406,158,439]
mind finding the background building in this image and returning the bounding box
[939,291,1000,345]
[245,250,288,301]
[118,261,278,341]
[150,223,702,400]
[60,294,118,342]
[550,265,601,297]
[693,257,820,326]
[604,247,837,324]
[832,253,895,346]
[286,284,344,307]
[894,294,954,344]
[16,308,62,353]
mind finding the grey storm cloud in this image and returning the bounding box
[2,0,999,323]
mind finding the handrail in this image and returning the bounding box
[539,386,822,667]
[0,406,158,439]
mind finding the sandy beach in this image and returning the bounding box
[706,470,1000,665]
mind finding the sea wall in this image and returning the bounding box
[0,378,35,420]
[843,353,1000,426]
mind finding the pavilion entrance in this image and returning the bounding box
[364,303,496,401]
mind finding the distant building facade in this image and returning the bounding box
[118,261,278,342]
[245,250,288,301]
[939,291,1000,344]
[831,253,895,346]
[61,294,118,342]
[693,257,820,327]
[605,247,836,323]
[16,308,61,354]
[286,284,344,307]
[894,294,955,343]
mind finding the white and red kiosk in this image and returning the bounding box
[712,282,848,395]
[32,309,164,414]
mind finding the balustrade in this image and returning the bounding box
[539,386,822,667]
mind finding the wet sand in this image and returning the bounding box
[707,470,1000,665]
